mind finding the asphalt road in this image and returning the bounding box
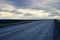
[0,20,54,40]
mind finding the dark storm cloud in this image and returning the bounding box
[0,9,22,14]
[7,0,32,8]
[0,9,9,12]
[1,0,60,10]
[49,12,60,16]
[9,10,22,14]
[24,13,33,16]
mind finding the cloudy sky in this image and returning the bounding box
[0,0,60,19]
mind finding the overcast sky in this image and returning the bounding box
[0,0,60,19]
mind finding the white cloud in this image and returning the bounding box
[17,8,51,18]
[0,4,15,11]
[0,8,54,19]
[30,0,57,8]
[0,2,60,19]
[53,16,60,19]
[0,11,28,19]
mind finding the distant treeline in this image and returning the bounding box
[0,19,60,27]
[0,20,34,27]
[0,19,60,24]
[0,20,39,27]
[0,20,33,24]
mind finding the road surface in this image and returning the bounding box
[0,20,54,40]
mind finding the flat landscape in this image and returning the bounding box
[0,19,60,40]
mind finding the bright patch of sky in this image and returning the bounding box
[0,0,60,19]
